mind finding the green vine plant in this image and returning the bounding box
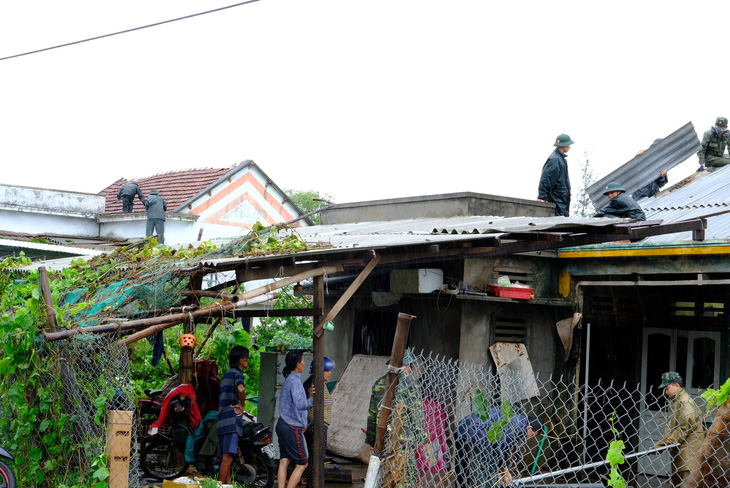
[605,413,627,488]
[701,377,730,411]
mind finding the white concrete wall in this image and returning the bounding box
[0,209,100,237]
[98,214,199,245]
[0,184,105,216]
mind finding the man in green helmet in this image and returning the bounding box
[651,372,705,488]
[537,134,573,216]
[698,117,730,171]
[144,189,168,244]
[593,182,646,220]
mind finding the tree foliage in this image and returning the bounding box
[571,151,597,218]
[285,189,334,225]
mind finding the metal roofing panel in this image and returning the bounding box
[588,122,700,209]
[642,165,730,211]
[0,239,106,256]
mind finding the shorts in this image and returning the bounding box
[276,418,308,465]
[217,433,239,456]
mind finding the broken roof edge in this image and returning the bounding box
[171,159,314,226]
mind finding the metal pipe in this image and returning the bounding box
[514,443,679,485]
[582,321,591,465]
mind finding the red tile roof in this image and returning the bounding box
[100,166,234,214]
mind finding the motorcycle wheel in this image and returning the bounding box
[232,448,275,488]
[140,437,189,480]
[0,460,16,488]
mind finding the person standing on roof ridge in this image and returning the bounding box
[537,134,573,217]
[144,189,167,244]
[697,117,730,171]
[593,182,646,220]
[633,138,668,200]
[116,178,145,213]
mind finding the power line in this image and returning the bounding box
[0,0,261,62]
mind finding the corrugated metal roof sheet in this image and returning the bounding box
[0,239,106,257]
[588,122,700,209]
[638,164,730,242]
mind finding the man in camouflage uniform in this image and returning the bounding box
[365,349,427,488]
[652,372,705,488]
[697,117,730,171]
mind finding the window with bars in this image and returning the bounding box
[494,316,526,343]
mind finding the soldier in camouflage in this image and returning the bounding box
[698,117,730,171]
[652,372,705,488]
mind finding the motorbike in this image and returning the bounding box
[138,376,275,487]
[0,447,16,488]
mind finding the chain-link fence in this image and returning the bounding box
[375,351,728,488]
[48,334,139,488]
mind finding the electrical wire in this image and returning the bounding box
[0,0,260,62]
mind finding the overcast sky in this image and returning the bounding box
[0,1,722,206]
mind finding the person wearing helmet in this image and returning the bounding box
[302,357,335,488]
[537,134,574,217]
[697,117,730,171]
[593,182,646,220]
[651,372,705,488]
[217,346,249,484]
[633,138,669,200]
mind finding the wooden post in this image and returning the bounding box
[107,410,133,488]
[312,275,325,488]
[373,312,416,455]
[38,267,57,332]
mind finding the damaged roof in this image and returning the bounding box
[642,165,730,242]
[100,165,233,214]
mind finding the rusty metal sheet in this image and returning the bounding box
[489,342,540,402]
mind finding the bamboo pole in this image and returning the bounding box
[373,312,416,455]
[43,264,342,342]
[118,292,277,346]
[38,267,58,332]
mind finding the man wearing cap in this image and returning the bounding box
[537,134,574,217]
[652,372,705,488]
[697,117,730,171]
[633,138,669,200]
[144,189,167,244]
[116,179,145,213]
[593,182,646,220]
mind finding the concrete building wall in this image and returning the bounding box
[322,192,555,225]
[0,209,100,237]
[98,215,199,245]
[0,184,105,216]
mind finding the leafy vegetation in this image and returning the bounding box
[0,223,321,487]
[701,377,730,410]
[605,413,627,488]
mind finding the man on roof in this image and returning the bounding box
[537,134,573,217]
[144,189,167,244]
[633,138,669,200]
[697,116,730,171]
[116,179,145,213]
[593,182,646,220]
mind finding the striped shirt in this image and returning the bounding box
[304,375,333,425]
[217,367,245,436]
[279,372,313,428]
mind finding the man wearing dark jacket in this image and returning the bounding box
[116,179,145,213]
[594,182,646,220]
[537,134,574,216]
[144,189,167,244]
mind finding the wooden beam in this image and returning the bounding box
[314,254,381,337]
[312,275,325,488]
